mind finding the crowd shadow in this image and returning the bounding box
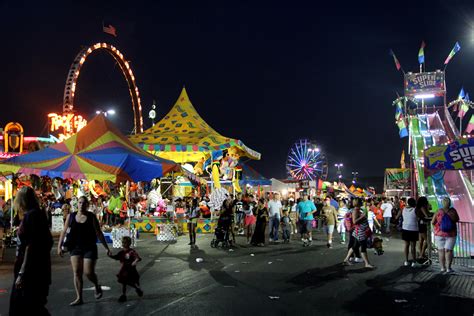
[343,266,474,316]
[287,263,374,291]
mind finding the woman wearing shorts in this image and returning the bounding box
[243,202,256,244]
[432,197,459,273]
[58,196,111,306]
[342,198,374,268]
[396,198,420,267]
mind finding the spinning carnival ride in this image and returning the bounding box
[286,139,328,181]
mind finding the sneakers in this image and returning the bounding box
[411,262,422,268]
[440,268,447,273]
[446,268,454,274]
[354,257,364,263]
[269,238,274,242]
[404,261,410,267]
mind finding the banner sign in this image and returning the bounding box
[404,71,445,96]
[425,138,474,170]
[384,168,410,190]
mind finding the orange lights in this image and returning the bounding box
[3,122,24,153]
[48,113,87,141]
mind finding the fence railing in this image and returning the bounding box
[427,221,474,269]
[454,221,474,268]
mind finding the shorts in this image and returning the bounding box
[435,235,456,250]
[70,246,98,260]
[236,212,244,224]
[401,230,419,242]
[418,223,427,234]
[244,215,256,226]
[324,225,335,234]
[300,220,312,234]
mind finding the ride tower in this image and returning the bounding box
[392,45,474,222]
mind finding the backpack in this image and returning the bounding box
[440,211,455,232]
[344,212,353,231]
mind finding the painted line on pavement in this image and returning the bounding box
[146,283,217,315]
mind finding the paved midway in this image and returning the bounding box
[1,230,473,316]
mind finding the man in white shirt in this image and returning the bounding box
[381,197,393,234]
[267,193,282,242]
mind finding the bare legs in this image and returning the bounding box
[70,256,84,305]
[446,250,454,270]
[404,241,417,262]
[70,256,101,306]
[418,233,427,258]
[246,224,255,243]
[438,249,446,270]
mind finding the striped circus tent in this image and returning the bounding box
[0,114,176,182]
[240,162,271,186]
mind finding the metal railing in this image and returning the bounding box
[454,221,474,268]
[427,221,474,269]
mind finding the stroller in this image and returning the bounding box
[211,212,232,248]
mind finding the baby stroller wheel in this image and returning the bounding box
[210,240,215,248]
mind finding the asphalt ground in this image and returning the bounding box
[0,229,473,316]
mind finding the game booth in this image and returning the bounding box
[128,88,262,235]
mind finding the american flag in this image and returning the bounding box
[103,24,117,37]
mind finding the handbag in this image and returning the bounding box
[61,212,76,252]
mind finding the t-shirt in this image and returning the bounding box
[373,207,383,220]
[297,200,316,221]
[381,202,393,218]
[268,200,282,219]
[322,205,338,226]
[233,200,244,214]
[108,196,122,215]
[337,206,348,219]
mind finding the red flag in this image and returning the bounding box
[103,24,117,37]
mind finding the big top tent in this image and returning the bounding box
[129,88,261,163]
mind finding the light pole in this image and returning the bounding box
[352,171,359,184]
[96,109,116,117]
[149,100,157,126]
[334,163,343,180]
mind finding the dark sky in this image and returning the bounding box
[1,0,474,187]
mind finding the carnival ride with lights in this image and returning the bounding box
[47,42,144,141]
[286,139,328,181]
[389,46,473,223]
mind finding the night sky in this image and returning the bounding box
[1,0,474,189]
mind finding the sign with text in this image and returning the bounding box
[424,138,474,170]
[404,71,445,97]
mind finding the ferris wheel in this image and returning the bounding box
[286,139,328,181]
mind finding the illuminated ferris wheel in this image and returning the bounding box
[286,139,328,181]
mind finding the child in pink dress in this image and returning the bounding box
[108,236,143,302]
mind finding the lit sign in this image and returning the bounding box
[48,113,87,141]
[404,71,445,97]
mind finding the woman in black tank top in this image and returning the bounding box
[58,196,111,306]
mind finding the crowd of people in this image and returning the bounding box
[3,185,462,315]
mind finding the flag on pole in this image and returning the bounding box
[418,41,425,64]
[389,49,401,71]
[397,119,408,138]
[465,93,470,101]
[458,87,465,100]
[444,42,461,65]
[458,101,469,118]
[400,150,406,169]
[395,100,403,121]
[103,24,117,37]
[465,114,474,133]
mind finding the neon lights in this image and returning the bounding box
[48,113,87,141]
